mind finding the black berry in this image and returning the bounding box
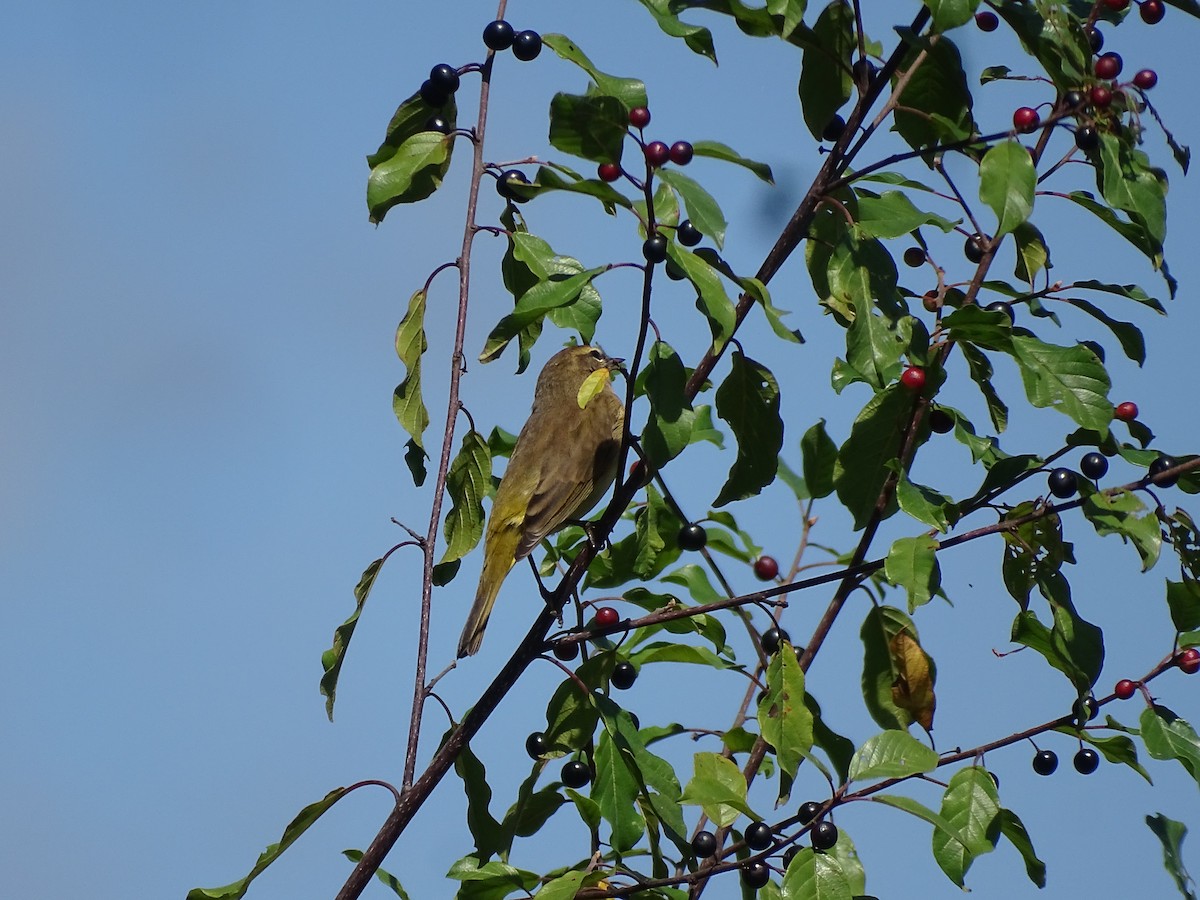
[678,523,707,551]
[611,661,638,690]
[745,821,773,851]
[677,220,702,247]
[1032,749,1058,776]
[985,300,1015,323]
[903,247,926,267]
[553,639,579,661]
[642,234,668,263]
[512,30,543,61]
[561,759,591,788]
[761,626,789,655]
[1085,26,1104,54]
[428,64,460,95]
[740,861,770,889]
[525,731,549,759]
[1047,468,1079,499]
[975,10,999,31]
[419,79,450,107]
[782,845,799,868]
[1148,455,1179,487]
[665,260,686,281]
[852,58,877,83]
[1075,125,1100,152]
[1063,90,1086,109]
[692,830,717,858]
[496,169,531,202]
[811,820,839,851]
[1074,748,1100,774]
[929,408,954,433]
[424,116,452,135]
[822,114,846,142]
[798,801,822,825]
[483,20,515,51]
[964,233,987,263]
[1081,452,1108,480]
[1072,696,1099,725]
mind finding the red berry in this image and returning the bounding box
[1013,106,1040,133]
[1115,401,1139,421]
[754,556,780,580]
[1115,678,1137,699]
[595,606,620,627]
[1095,53,1123,80]
[669,141,694,165]
[975,10,999,31]
[597,162,622,183]
[1090,85,1114,108]
[1134,69,1158,90]
[644,141,670,167]
[1140,0,1166,23]
[1180,648,1200,675]
[629,107,651,129]
[1103,0,1129,9]
[900,366,927,391]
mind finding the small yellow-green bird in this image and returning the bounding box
[457,345,625,658]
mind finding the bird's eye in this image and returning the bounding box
[588,348,603,360]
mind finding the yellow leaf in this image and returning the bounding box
[890,630,937,732]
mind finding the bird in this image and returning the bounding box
[457,345,625,658]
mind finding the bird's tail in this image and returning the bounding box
[457,551,512,657]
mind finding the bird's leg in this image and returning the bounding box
[564,517,610,554]
[527,556,563,623]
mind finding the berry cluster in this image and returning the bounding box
[482,20,543,61]
[690,798,839,885]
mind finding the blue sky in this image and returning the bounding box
[3,2,1199,898]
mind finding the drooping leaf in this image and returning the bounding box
[658,168,727,249]
[713,351,784,507]
[680,751,760,826]
[801,419,838,500]
[542,34,648,110]
[393,290,429,456]
[885,535,942,611]
[757,642,814,801]
[320,558,384,720]
[797,0,855,141]
[548,92,629,163]
[435,430,491,585]
[367,132,454,223]
[979,140,1036,237]
[641,341,695,467]
[1145,814,1198,900]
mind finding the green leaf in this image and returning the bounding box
[1009,334,1112,430]
[542,34,648,109]
[932,767,1000,887]
[630,0,718,63]
[1072,278,1166,314]
[663,564,723,604]
[593,725,645,851]
[186,789,348,900]
[454,739,505,860]
[767,0,808,39]
[894,468,959,533]
[892,37,977,150]
[1146,814,1199,900]
[681,751,760,827]
[692,139,774,182]
[403,438,428,487]
[885,535,942,611]
[955,341,1007,433]
[713,351,784,507]
[480,267,607,363]
[665,244,737,352]
[1082,488,1162,571]
[1012,221,1049,284]
[855,190,960,239]
[927,0,981,31]
[1069,731,1153,783]
[871,794,968,850]
[658,168,727,250]
[543,668,601,755]
[781,846,854,900]
[320,558,384,720]
[1141,704,1200,789]
[548,92,629,163]
[531,165,633,214]
[1097,133,1167,246]
[757,642,814,801]
[849,730,940,781]
[801,419,838,499]
[533,871,592,900]
[834,387,908,529]
[979,140,1036,237]
[392,290,429,455]
[641,341,695,467]
[437,430,491,576]
[844,302,908,390]
[797,0,855,141]
[997,808,1046,888]
[1166,579,1200,634]
[1061,296,1147,365]
[367,132,453,223]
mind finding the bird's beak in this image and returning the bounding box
[605,355,626,375]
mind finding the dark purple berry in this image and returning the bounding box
[483,20,515,51]
[512,30,543,61]
[1032,749,1058,775]
[1047,468,1079,499]
[677,220,702,247]
[1081,452,1108,480]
